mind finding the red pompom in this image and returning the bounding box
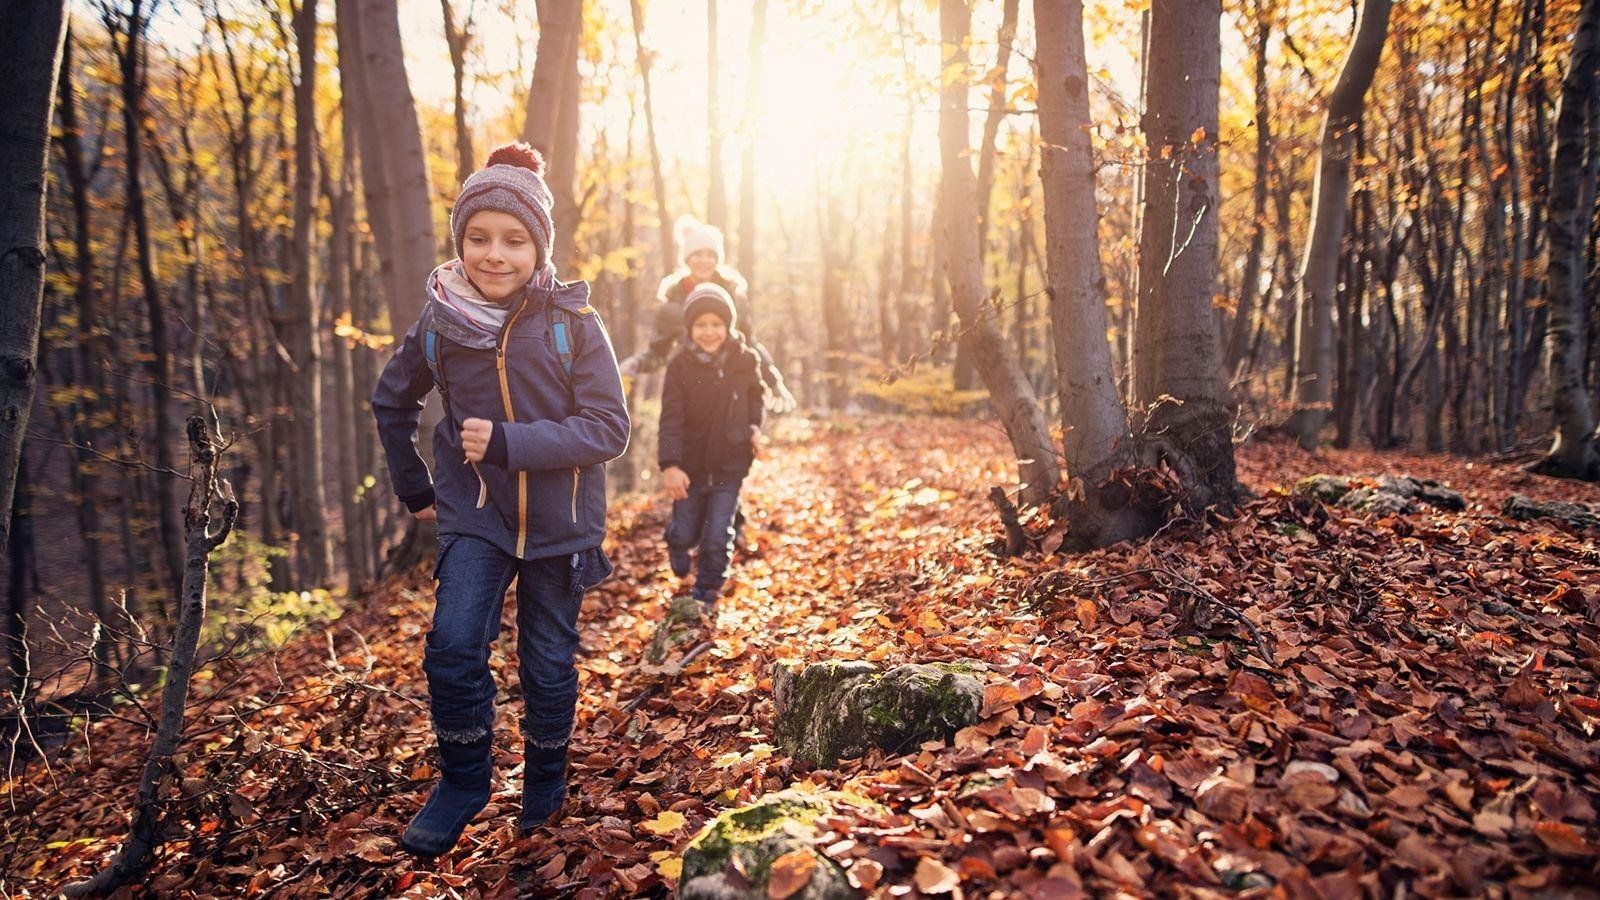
[484,142,545,175]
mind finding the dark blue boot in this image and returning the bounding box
[401,736,493,857]
[517,743,569,834]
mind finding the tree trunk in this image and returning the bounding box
[1034,0,1148,545]
[975,0,1020,256]
[940,0,1059,506]
[54,34,113,672]
[706,0,727,229]
[1227,2,1272,375]
[290,0,333,586]
[109,0,187,595]
[5,448,33,695]
[1289,0,1395,449]
[348,0,439,329]
[1533,0,1600,479]
[1132,0,1236,515]
[524,0,580,156]
[64,417,237,899]
[630,0,675,273]
[0,0,67,548]
[440,0,476,185]
[737,0,767,285]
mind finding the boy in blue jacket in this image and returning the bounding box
[372,143,629,856]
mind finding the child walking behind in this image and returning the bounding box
[658,284,765,610]
[372,143,629,856]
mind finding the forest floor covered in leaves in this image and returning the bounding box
[5,417,1600,898]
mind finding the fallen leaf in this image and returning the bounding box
[640,810,687,836]
[766,850,817,899]
[915,856,961,894]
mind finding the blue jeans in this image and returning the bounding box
[665,480,742,601]
[424,535,612,749]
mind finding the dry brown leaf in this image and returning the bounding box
[766,850,817,899]
[915,856,961,894]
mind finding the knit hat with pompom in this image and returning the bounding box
[450,143,555,265]
[674,215,724,265]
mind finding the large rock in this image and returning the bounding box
[1295,473,1464,514]
[1503,494,1600,529]
[679,790,857,900]
[772,661,983,767]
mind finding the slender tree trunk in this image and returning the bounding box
[630,0,675,273]
[0,0,67,547]
[706,0,727,229]
[5,449,33,695]
[975,0,1020,256]
[64,418,237,899]
[440,0,476,185]
[1132,0,1237,514]
[524,0,580,155]
[1228,2,1272,374]
[940,0,1059,506]
[737,0,767,284]
[1034,0,1149,545]
[55,35,113,672]
[1533,0,1600,479]
[349,0,439,329]
[548,22,581,270]
[1289,0,1395,449]
[290,0,333,586]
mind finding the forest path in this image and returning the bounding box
[8,417,1599,897]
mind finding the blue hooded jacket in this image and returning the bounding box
[372,279,630,561]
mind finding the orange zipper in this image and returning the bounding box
[498,299,530,557]
[570,467,579,524]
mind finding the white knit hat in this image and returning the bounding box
[675,215,724,264]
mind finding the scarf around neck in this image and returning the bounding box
[428,259,557,335]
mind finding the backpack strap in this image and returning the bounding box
[423,328,450,414]
[546,303,579,415]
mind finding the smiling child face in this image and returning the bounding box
[686,249,718,281]
[461,210,538,303]
[691,312,728,354]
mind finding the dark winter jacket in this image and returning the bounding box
[658,337,765,485]
[373,279,630,560]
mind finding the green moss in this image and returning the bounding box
[682,793,830,883]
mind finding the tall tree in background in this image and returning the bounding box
[736,0,766,288]
[106,0,186,597]
[706,0,727,229]
[1132,0,1236,514]
[1034,0,1147,546]
[1533,0,1600,480]
[440,0,476,185]
[631,0,674,273]
[0,0,68,546]
[289,0,333,586]
[346,0,439,329]
[1289,0,1395,449]
[523,0,581,268]
[939,0,1059,506]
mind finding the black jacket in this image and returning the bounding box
[658,338,765,484]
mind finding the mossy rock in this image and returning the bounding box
[772,661,983,767]
[1338,486,1417,515]
[1294,474,1351,503]
[1504,494,1600,529]
[645,594,705,666]
[679,790,856,900]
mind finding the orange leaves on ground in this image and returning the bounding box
[914,856,961,894]
[765,850,817,899]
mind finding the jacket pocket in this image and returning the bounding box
[572,546,614,595]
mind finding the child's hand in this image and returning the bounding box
[750,432,764,460]
[461,417,493,463]
[414,505,437,522]
[661,466,690,501]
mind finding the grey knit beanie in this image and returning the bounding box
[450,143,555,265]
[683,283,736,332]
